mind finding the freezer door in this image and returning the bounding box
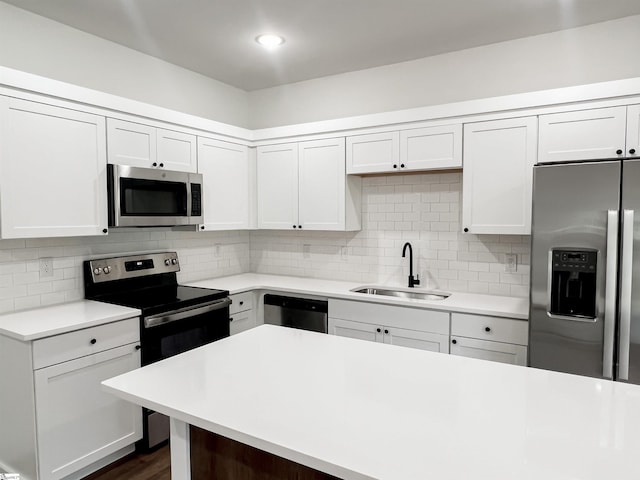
[619,159,640,384]
[529,161,621,378]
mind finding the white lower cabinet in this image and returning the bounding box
[0,318,142,480]
[229,291,256,335]
[328,299,450,353]
[450,313,528,366]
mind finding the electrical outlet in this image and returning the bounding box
[303,244,311,259]
[505,253,517,273]
[39,257,53,278]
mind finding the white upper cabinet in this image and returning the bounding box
[627,104,640,158]
[0,97,109,239]
[346,131,400,174]
[538,106,628,163]
[107,118,197,172]
[346,124,461,174]
[462,116,537,235]
[257,143,300,229]
[257,138,361,231]
[399,124,462,170]
[198,137,251,230]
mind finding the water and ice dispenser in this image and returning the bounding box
[549,249,597,319]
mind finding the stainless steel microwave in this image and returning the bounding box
[107,164,203,227]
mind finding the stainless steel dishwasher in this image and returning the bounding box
[263,294,328,333]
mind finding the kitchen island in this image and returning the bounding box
[103,325,640,480]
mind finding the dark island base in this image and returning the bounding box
[190,425,342,480]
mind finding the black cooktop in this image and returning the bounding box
[92,285,228,317]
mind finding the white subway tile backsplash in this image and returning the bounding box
[251,172,530,297]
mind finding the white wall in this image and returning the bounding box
[0,230,250,314]
[0,1,250,128]
[248,15,640,128]
[251,173,530,297]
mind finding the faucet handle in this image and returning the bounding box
[414,274,420,286]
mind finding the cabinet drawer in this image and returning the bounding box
[229,292,254,314]
[329,299,449,335]
[450,336,527,366]
[451,313,527,345]
[33,317,139,369]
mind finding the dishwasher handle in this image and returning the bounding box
[263,294,328,313]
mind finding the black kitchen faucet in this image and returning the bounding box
[402,242,420,288]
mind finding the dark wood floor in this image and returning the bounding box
[83,445,170,480]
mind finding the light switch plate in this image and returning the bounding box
[505,253,517,273]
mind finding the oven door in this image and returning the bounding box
[108,164,203,227]
[141,297,231,366]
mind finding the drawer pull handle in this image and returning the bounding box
[90,338,97,345]
[384,329,389,334]
[239,301,244,306]
[376,328,381,333]
[485,327,491,332]
[452,339,457,344]
[135,345,141,350]
[230,317,234,322]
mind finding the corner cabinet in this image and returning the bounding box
[198,137,252,230]
[346,124,462,174]
[450,313,528,366]
[0,97,109,239]
[328,299,450,353]
[107,118,197,172]
[257,138,361,231]
[538,106,639,163]
[0,318,142,480]
[462,116,537,235]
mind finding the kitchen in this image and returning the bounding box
[1,1,640,479]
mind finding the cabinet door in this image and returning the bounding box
[0,97,108,239]
[627,105,640,158]
[462,117,537,235]
[538,106,627,163]
[34,344,142,480]
[382,326,449,353]
[328,317,382,343]
[298,138,346,230]
[198,138,250,230]
[157,128,197,172]
[229,309,256,336]
[257,143,299,229]
[400,124,462,170]
[106,118,157,168]
[450,336,527,366]
[346,132,400,174]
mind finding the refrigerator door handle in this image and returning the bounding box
[603,210,619,379]
[618,209,634,381]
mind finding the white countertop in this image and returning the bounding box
[0,300,141,341]
[103,325,640,480]
[188,273,528,319]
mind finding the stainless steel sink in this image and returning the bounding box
[351,286,450,301]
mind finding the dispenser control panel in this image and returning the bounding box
[549,248,597,319]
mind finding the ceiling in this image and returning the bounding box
[5,0,640,91]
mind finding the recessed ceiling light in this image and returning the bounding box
[255,33,285,49]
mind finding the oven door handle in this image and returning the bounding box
[144,298,231,328]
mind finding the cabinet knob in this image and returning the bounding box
[617,149,623,155]
[298,225,302,229]
[485,327,491,332]
[400,164,405,168]
[200,225,205,230]
[293,225,297,229]
[230,317,234,322]
[152,162,158,167]
[463,227,469,233]
[452,339,457,344]
[376,328,381,333]
[102,228,108,234]
[384,329,389,334]
[135,345,141,350]
[159,163,164,168]
[393,164,398,169]
[630,148,637,155]
[239,301,244,306]
[90,338,97,345]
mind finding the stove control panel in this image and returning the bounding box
[86,252,180,283]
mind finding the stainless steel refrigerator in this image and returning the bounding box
[529,159,640,383]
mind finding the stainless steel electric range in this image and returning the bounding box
[83,251,230,450]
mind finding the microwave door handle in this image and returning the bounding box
[603,210,618,379]
[186,181,192,218]
[144,298,232,328]
[618,210,634,381]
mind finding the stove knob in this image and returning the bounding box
[103,266,112,274]
[164,259,171,266]
[93,267,102,275]
[171,259,178,265]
